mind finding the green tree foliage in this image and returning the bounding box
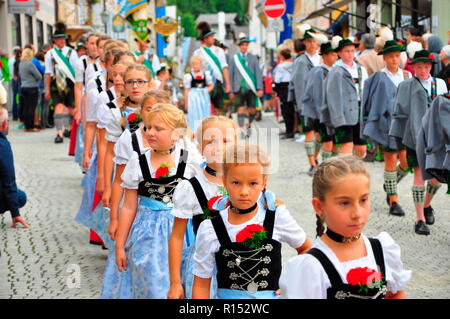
[167,0,248,37]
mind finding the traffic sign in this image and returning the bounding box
[267,18,285,32]
[263,0,286,19]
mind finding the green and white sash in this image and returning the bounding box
[234,53,261,107]
[200,46,223,83]
[51,47,75,92]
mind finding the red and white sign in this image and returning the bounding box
[264,0,286,19]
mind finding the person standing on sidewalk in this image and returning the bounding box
[18,48,42,132]
[44,22,79,143]
[273,48,295,139]
[0,107,30,228]
[228,33,263,139]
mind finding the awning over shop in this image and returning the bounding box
[300,0,353,23]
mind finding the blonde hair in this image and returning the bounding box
[222,142,284,209]
[190,55,204,67]
[312,155,370,237]
[196,115,237,144]
[222,142,271,178]
[124,63,152,81]
[141,90,172,107]
[145,103,187,131]
[21,48,34,62]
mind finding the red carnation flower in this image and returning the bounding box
[128,113,137,122]
[207,196,221,211]
[346,267,382,286]
[246,224,265,233]
[155,166,170,178]
[397,40,403,45]
[428,54,434,60]
[235,224,267,247]
[236,229,253,243]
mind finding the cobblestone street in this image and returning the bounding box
[1,113,450,299]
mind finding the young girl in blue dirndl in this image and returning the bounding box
[184,56,214,133]
[100,90,173,298]
[113,103,202,298]
[192,143,313,299]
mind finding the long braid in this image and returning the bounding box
[316,214,325,238]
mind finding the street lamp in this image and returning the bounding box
[101,11,109,34]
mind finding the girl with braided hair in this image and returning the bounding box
[280,156,411,299]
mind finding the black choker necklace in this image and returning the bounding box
[205,165,217,177]
[230,203,258,215]
[126,97,139,105]
[153,146,176,155]
[326,228,361,243]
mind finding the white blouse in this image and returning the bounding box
[121,141,203,190]
[171,172,227,219]
[183,71,213,89]
[96,88,117,129]
[193,204,307,279]
[279,232,412,299]
[105,106,141,143]
[113,127,146,165]
[85,74,106,123]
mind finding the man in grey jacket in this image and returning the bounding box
[229,34,263,138]
[324,38,369,158]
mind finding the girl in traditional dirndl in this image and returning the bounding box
[192,143,312,299]
[168,116,238,299]
[100,90,172,298]
[112,104,202,298]
[279,156,411,299]
[184,56,214,132]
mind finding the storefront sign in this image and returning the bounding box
[8,0,36,15]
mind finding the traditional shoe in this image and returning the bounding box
[414,220,430,235]
[280,133,295,140]
[389,202,405,216]
[63,129,71,138]
[54,135,64,143]
[308,166,317,177]
[424,206,435,225]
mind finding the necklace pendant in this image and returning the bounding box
[247,282,258,294]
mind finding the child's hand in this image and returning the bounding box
[102,187,111,208]
[108,219,118,240]
[115,248,127,272]
[167,282,185,299]
[96,176,104,195]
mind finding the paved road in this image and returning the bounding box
[1,113,449,299]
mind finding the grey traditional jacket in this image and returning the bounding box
[288,55,301,104]
[416,94,450,183]
[289,54,314,114]
[302,65,329,120]
[361,71,398,147]
[323,65,360,128]
[228,52,263,93]
[388,77,430,150]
